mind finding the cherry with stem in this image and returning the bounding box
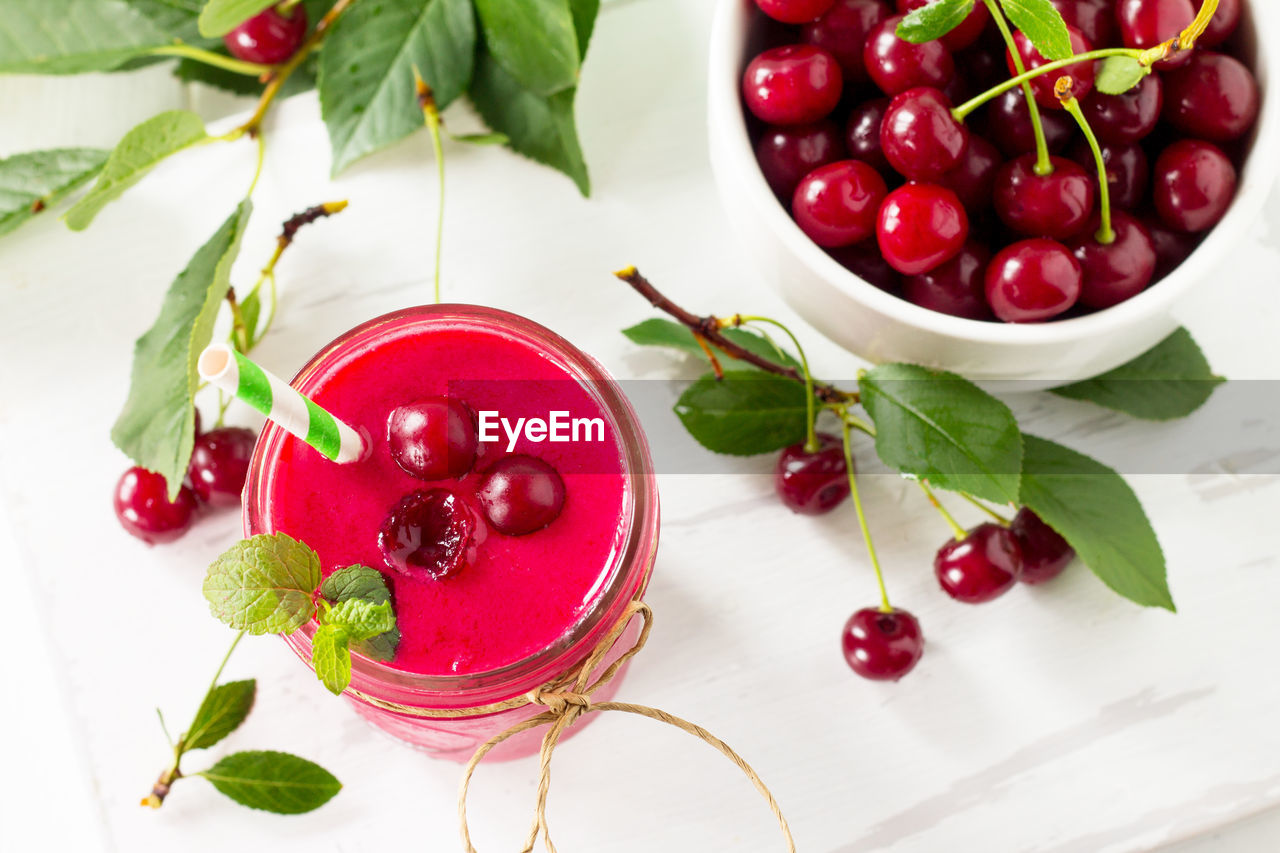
[919,480,967,540]
[1057,77,1115,244]
[982,0,1053,176]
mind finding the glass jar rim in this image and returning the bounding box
[243,304,659,709]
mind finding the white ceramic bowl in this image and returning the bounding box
[708,0,1280,387]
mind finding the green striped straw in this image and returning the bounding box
[197,343,364,464]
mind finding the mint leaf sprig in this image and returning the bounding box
[203,533,401,695]
[144,633,341,814]
[615,268,1209,613]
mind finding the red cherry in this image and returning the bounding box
[895,0,991,50]
[880,87,969,181]
[187,427,256,507]
[863,15,956,96]
[801,0,892,84]
[756,0,838,24]
[876,183,969,275]
[774,433,850,515]
[829,241,903,292]
[743,45,844,125]
[1143,215,1200,282]
[1081,73,1163,144]
[982,89,1075,158]
[903,240,994,320]
[993,154,1094,240]
[1067,139,1150,210]
[1198,0,1241,47]
[841,607,924,681]
[477,455,566,536]
[1117,0,1196,68]
[845,98,894,174]
[114,467,199,545]
[756,121,844,198]
[1006,26,1095,109]
[793,160,889,248]
[224,3,308,65]
[1068,212,1157,310]
[1050,0,1117,48]
[1162,52,1260,142]
[1009,508,1075,584]
[379,489,476,580]
[938,134,1003,212]
[985,238,1082,322]
[934,523,1023,604]
[1152,139,1238,233]
[387,397,478,481]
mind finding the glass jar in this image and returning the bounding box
[243,305,659,761]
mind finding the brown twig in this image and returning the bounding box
[614,266,854,404]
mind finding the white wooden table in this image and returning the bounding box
[2,2,1279,851]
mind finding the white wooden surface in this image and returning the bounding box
[2,2,1280,851]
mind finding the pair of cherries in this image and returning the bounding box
[774,432,1075,681]
[379,397,567,582]
[114,411,257,544]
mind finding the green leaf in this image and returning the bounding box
[110,200,252,498]
[568,0,600,60]
[320,565,399,660]
[203,533,321,635]
[897,0,976,44]
[198,0,283,37]
[0,148,108,238]
[323,599,395,642]
[1096,55,1152,95]
[0,0,206,74]
[621,319,801,370]
[675,371,809,456]
[859,363,1023,503]
[1020,434,1174,611]
[200,750,341,814]
[311,624,352,695]
[184,679,256,751]
[998,0,1073,60]
[1051,328,1223,420]
[65,111,209,231]
[318,0,476,175]
[473,0,579,96]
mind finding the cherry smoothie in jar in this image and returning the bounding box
[243,305,659,761]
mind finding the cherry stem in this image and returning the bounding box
[278,0,305,14]
[733,315,819,452]
[415,69,446,304]
[147,43,272,77]
[919,481,967,540]
[982,0,1052,176]
[1058,87,1115,244]
[953,47,1143,123]
[614,268,857,404]
[1181,0,1219,49]
[958,492,1012,525]
[841,417,891,612]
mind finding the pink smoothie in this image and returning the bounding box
[262,317,630,676]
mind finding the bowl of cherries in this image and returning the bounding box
[708,0,1278,385]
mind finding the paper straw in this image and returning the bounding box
[197,343,364,464]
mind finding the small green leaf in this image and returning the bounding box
[1020,434,1174,611]
[1096,55,1152,95]
[203,533,321,635]
[318,0,476,175]
[473,0,580,96]
[999,0,1073,60]
[0,148,108,238]
[65,111,209,231]
[469,45,589,194]
[323,599,395,642]
[319,565,400,661]
[200,750,341,814]
[675,371,809,456]
[311,624,352,695]
[859,363,1023,503]
[184,679,256,751]
[897,0,976,44]
[1052,328,1223,420]
[110,200,252,498]
[622,319,801,369]
[198,0,284,37]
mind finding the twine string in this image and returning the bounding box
[457,601,796,853]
